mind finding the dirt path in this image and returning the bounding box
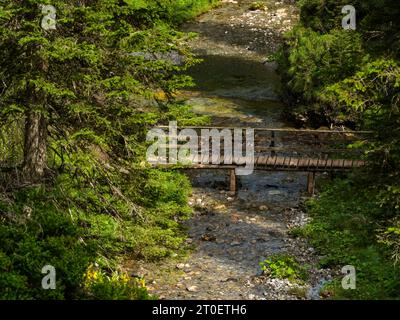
[130,0,335,300]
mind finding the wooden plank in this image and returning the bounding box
[259,156,268,166]
[332,159,342,168]
[152,154,366,171]
[283,157,290,167]
[344,159,353,168]
[297,158,308,168]
[275,157,285,167]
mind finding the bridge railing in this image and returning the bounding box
[152,126,373,168]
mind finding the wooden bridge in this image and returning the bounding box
[148,126,372,194]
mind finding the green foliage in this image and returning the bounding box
[278,27,365,125]
[83,264,151,300]
[260,254,308,283]
[163,0,220,24]
[0,186,92,299]
[300,178,400,299]
[378,220,400,264]
[249,2,266,11]
[0,150,193,300]
[278,1,400,298]
[298,0,400,53]
[0,0,215,300]
[282,27,364,98]
[277,0,400,126]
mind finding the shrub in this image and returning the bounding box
[260,254,308,283]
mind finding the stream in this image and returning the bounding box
[132,0,334,300]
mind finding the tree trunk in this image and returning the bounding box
[23,111,47,183]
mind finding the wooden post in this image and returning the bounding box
[230,169,237,194]
[270,130,276,156]
[307,172,316,195]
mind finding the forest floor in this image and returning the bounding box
[128,0,337,300]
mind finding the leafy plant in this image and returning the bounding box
[249,2,266,11]
[260,254,308,283]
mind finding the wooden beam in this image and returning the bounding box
[270,130,276,157]
[307,172,316,195]
[155,126,373,135]
[230,169,237,194]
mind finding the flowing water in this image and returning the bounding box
[179,0,305,209]
[131,0,333,300]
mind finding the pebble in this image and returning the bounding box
[214,204,227,210]
[176,263,185,270]
[187,286,199,292]
[268,190,282,196]
[176,263,190,270]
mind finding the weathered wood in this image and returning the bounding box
[156,126,373,135]
[230,169,237,194]
[151,126,369,194]
[270,130,276,156]
[156,156,365,170]
[307,172,316,195]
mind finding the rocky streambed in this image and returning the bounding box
[130,0,336,300]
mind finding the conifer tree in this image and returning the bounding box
[0,0,195,182]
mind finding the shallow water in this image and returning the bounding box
[178,0,305,204]
[135,1,329,300]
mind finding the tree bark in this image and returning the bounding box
[23,111,47,183]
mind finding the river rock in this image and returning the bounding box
[186,285,199,292]
[176,263,185,270]
[268,190,282,196]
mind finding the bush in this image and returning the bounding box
[260,254,308,283]
[301,178,400,299]
[83,264,151,300]
[278,27,365,125]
